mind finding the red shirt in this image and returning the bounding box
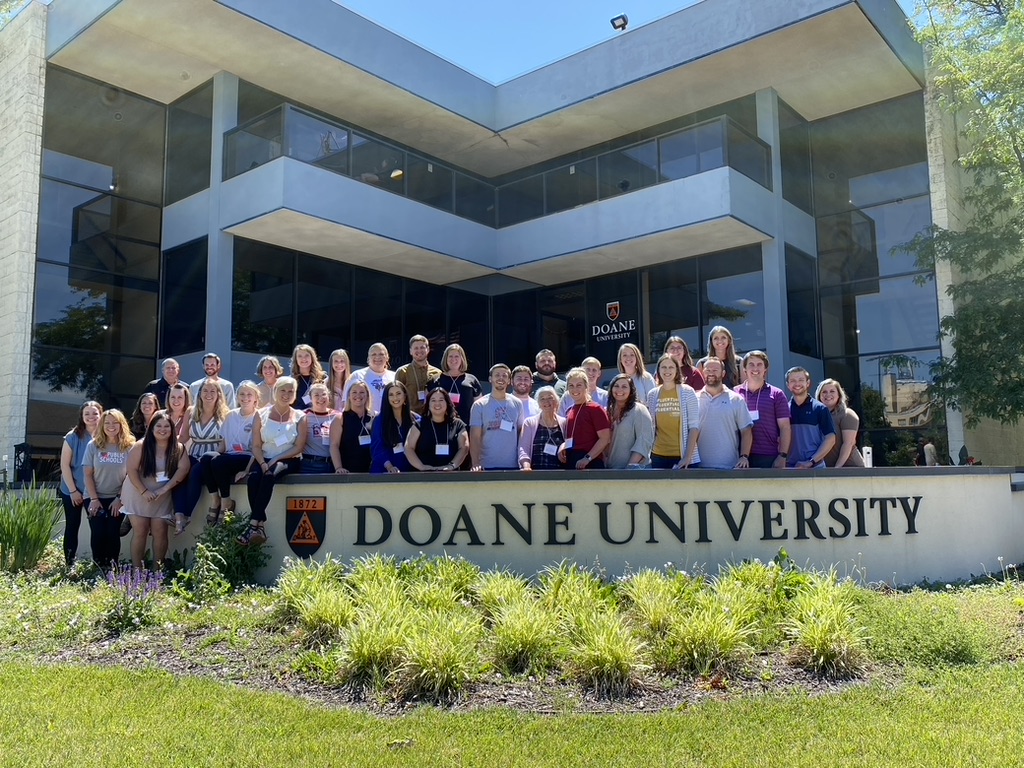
[565,401,611,453]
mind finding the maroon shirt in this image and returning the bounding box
[565,401,611,453]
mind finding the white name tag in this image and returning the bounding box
[435,444,450,457]
[563,438,573,450]
[320,424,331,445]
[274,431,290,446]
[302,392,312,405]
[748,409,760,422]
[450,393,461,405]
[358,434,371,446]
[418,390,427,402]
[393,444,405,455]
[500,419,515,432]
[155,471,168,483]
[543,442,558,456]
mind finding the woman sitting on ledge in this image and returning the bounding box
[405,389,468,472]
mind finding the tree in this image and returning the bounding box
[898,1,1024,427]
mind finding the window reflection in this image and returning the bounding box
[296,255,351,353]
[786,246,819,358]
[224,108,283,179]
[351,134,405,193]
[232,240,294,353]
[287,108,350,175]
[407,155,454,212]
[498,176,544,227]
[598,140,658,200]
[161,239,208,357]
[545,159,597,215]
[166,81,213,204]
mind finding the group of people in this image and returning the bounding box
[58,327,865,571]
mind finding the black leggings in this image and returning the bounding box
[246,457,300,523]
[60,492,83,566]
[209,453,253,497]
[85,497,121,571]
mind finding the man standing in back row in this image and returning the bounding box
[734,351,791,468]
[531,349,566,397]
[395,335,441,417]
[785,366,835,469]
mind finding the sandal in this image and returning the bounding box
[238,522,267,547]
[206,506,220,526]
[174,513,189,536]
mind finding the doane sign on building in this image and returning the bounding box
[247,468,1021,583]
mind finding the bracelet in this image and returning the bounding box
[584,455,592,462]
[740,454,749,460]
[70,487,79,494]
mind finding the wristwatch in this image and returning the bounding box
[778,452,788,459]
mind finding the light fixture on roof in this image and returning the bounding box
[610,14,628,31]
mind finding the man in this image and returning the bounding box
[144,358,180,408]
[734,351,792,468]
[923,436,939,467]
[470,363,525,471]
[560,356,607,415]
[531,349,566,397]
[784,366,836,469]
[189,352,236,408]
[344,342,395,414]
[511,365,540,418]
[696,358,753,470]
[395,335,441,416]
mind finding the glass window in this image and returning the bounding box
[455,173,495,226]
[161,239,208,357]
[407,155,454,212]
[699,246,764,354]
[403,283,448,367]
[232,239,294,353]
[597,140,658,200]
[296,255,351,355]
[286,108,350,175]
[859,194,933,278]
[538,283,586,367]
[165,81,213,204]
[224,107,283,179]
[646,259,700,358]
[498,175,544,227]
[352,267,403,363]
[237,80,285,125]
[493,291,539,369]
[659,120,725,181]
[351,134,406,194]
[820,275,940,358]
[33,262,158,360]
[545,158,597,215]
[446,289,490,376]
[779,99,812,214]
[726,121,770,189]
[786,245,819,358]
[42,67,166,205]
[586,271,641,365]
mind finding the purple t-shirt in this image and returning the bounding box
[733,382,789,458]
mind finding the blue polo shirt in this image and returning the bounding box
[788,396,836,466]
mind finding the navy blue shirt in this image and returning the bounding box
[787,396,836,466]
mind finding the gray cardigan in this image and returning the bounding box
[604,403,655,468]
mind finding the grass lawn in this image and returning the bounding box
[1,661,1022,767]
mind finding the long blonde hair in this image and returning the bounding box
[291,343,326,383]
[191,378,229,423]
[93,409,135,452]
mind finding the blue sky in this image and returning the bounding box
[335,0,920,83]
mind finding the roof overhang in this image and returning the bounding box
[47,0,923,177]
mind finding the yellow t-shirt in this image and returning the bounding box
[652,388,681,457]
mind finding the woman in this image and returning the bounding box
[664,336,705,391]
[617,343,657,400]
[208,380,261,523]
[329,380,373,473]
[518,386,567,471]
[58,401,103,566]
[431,343,482,426]
[559,357,607,414]
[815,379,865,468]
[559,368,611,470]
[301,383,340,474]
[371,381,418,473]
[604,373,654,469]
[255,355,284,407]
[165,382,192,444]
[290,343,327,408]
[699,325,743,388]
[405,389,469,471]
[120,412,190,570]
[174,378,229,533]
[83,409,134,571]
[244,376,307,545]
[326,348,351,411]
[129,393,159,440]
[646,354,701,469]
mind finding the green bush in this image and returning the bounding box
[335,601,412,691]
[102,566,164,635]
[619,568,679,639]
[657,594,754,676]
[187,511,271,587]
[473,570,532,621]
[400,552,480,601]
[169,542,232,606]
[540,560,616,633]
[785,577,868,677]
[490,599,563,675]
[296,585,356,648]
[275,556,346,621]
[395,610,484,703]
[0,486,61,573]
[569,611,647,697]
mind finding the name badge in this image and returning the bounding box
[500,419,515,432]
[450,393,461,405]
[435,444,450,457]
[358,434,371,446]
[274,431,291,446]
[302,392,312,406]
[320,423,331,445]
[418,390,427,402]
[563,438,573,450]
[155,471,169,483]
[393,444,405,455]
[543,442,558,456]
[748,409,760,422]
[231,443,245,452]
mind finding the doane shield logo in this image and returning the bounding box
[606,301,620,321]
[285,497,326,557]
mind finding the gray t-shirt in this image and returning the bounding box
[697,388,753,470]
[84,441,131,497]
[470,394,524,469]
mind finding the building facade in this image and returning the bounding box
[1,0,969,466]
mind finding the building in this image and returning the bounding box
[1,0,978,467]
